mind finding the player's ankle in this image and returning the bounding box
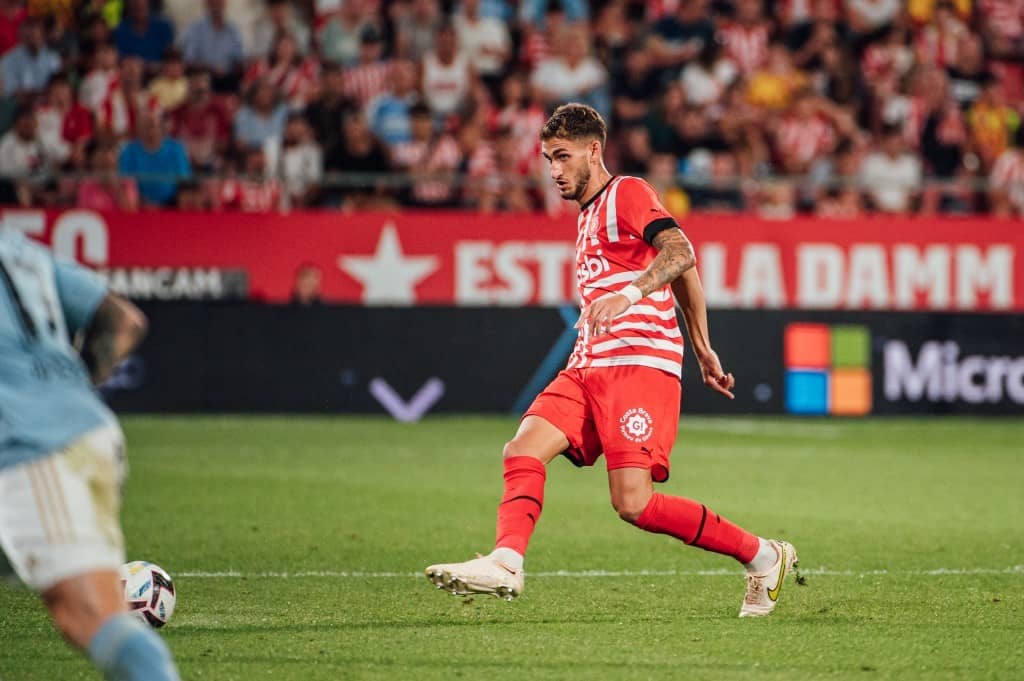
[743,538,778,574]
[489,547,524,570]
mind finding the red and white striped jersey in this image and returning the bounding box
[775,114,835,165]
[214,177,282,213]
[518,28,549,70]
[244,58,320,109]
[914,21,966,68]
[342,61,391,108]
[980,0,1024,39]
[717,22,770,73]
[861,43,913,90]
[391,135,462,204]
[492,103,546,167]
[990,148,1024,210]
[566,176,684,377]
[776,0,840,25]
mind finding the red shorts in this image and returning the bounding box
[523,365,682,482]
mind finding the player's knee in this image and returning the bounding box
[46,594,99,649]
[502,439,530,460]
[43,581,121,650]
[611,494,649,525]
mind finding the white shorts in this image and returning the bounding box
[0,425,127,591]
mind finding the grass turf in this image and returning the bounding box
[0,416,1022,680]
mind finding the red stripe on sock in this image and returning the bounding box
[635,493,759,564]
[494,456,546,555]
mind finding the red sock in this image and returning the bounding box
[635,493,760,564]
[494,456,546,555]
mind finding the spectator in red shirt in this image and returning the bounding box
[170,69,231,171]
[914,1,969,68]
[489,125,534,212]
[861,23,914,103]
[212,146,282,213]
[978,0,1024,59]
[243,33,319,110]
[0,0,25,56]
[36,73,93,168]
[775,93,840,174]
[116,55,160,138]
[392,102,463,207]
[491,72,545,170]
[717,0,774,73]
[988,135,1024,216]
[79,42,119,116]
[342,25,392,109]
[81,49,157,140]
[457,117,498,210]
[75,141,140,212]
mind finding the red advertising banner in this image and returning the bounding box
[6,208,1022,310]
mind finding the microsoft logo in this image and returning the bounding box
[784,323,872,415]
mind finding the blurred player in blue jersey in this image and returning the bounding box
[0,229,180,681]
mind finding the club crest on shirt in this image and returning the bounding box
[619,407,654,443]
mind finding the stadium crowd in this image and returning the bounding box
[0,0,1020,216]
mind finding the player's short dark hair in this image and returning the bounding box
[540,103,607,147]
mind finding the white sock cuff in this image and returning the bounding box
[744,538,778,574]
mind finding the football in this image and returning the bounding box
[119,561,176,628]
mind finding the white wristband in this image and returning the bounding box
[620,284,643,305]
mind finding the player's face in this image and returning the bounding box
[542,137,591,202]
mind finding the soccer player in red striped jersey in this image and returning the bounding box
[426,103,799,617]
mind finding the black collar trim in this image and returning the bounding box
[579,175,617,211]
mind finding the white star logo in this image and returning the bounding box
[338,223,439,305]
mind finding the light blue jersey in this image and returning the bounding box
[0,230,116,470]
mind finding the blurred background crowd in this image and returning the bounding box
[0,0,1021,216]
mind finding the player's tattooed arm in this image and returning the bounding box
[577,226,696,338]
[80,293,148,385]
[630,228,696,297]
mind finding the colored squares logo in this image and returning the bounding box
[784,323,872,416]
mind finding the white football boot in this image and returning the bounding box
[424,554,524,601]
[739,540,800,618]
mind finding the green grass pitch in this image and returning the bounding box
[1,415,1022,680]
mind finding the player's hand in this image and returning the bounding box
[697,350,735,400]
[576,292,632,338]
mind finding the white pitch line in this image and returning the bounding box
[177,566,1024,579]
[681,418,843,439]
